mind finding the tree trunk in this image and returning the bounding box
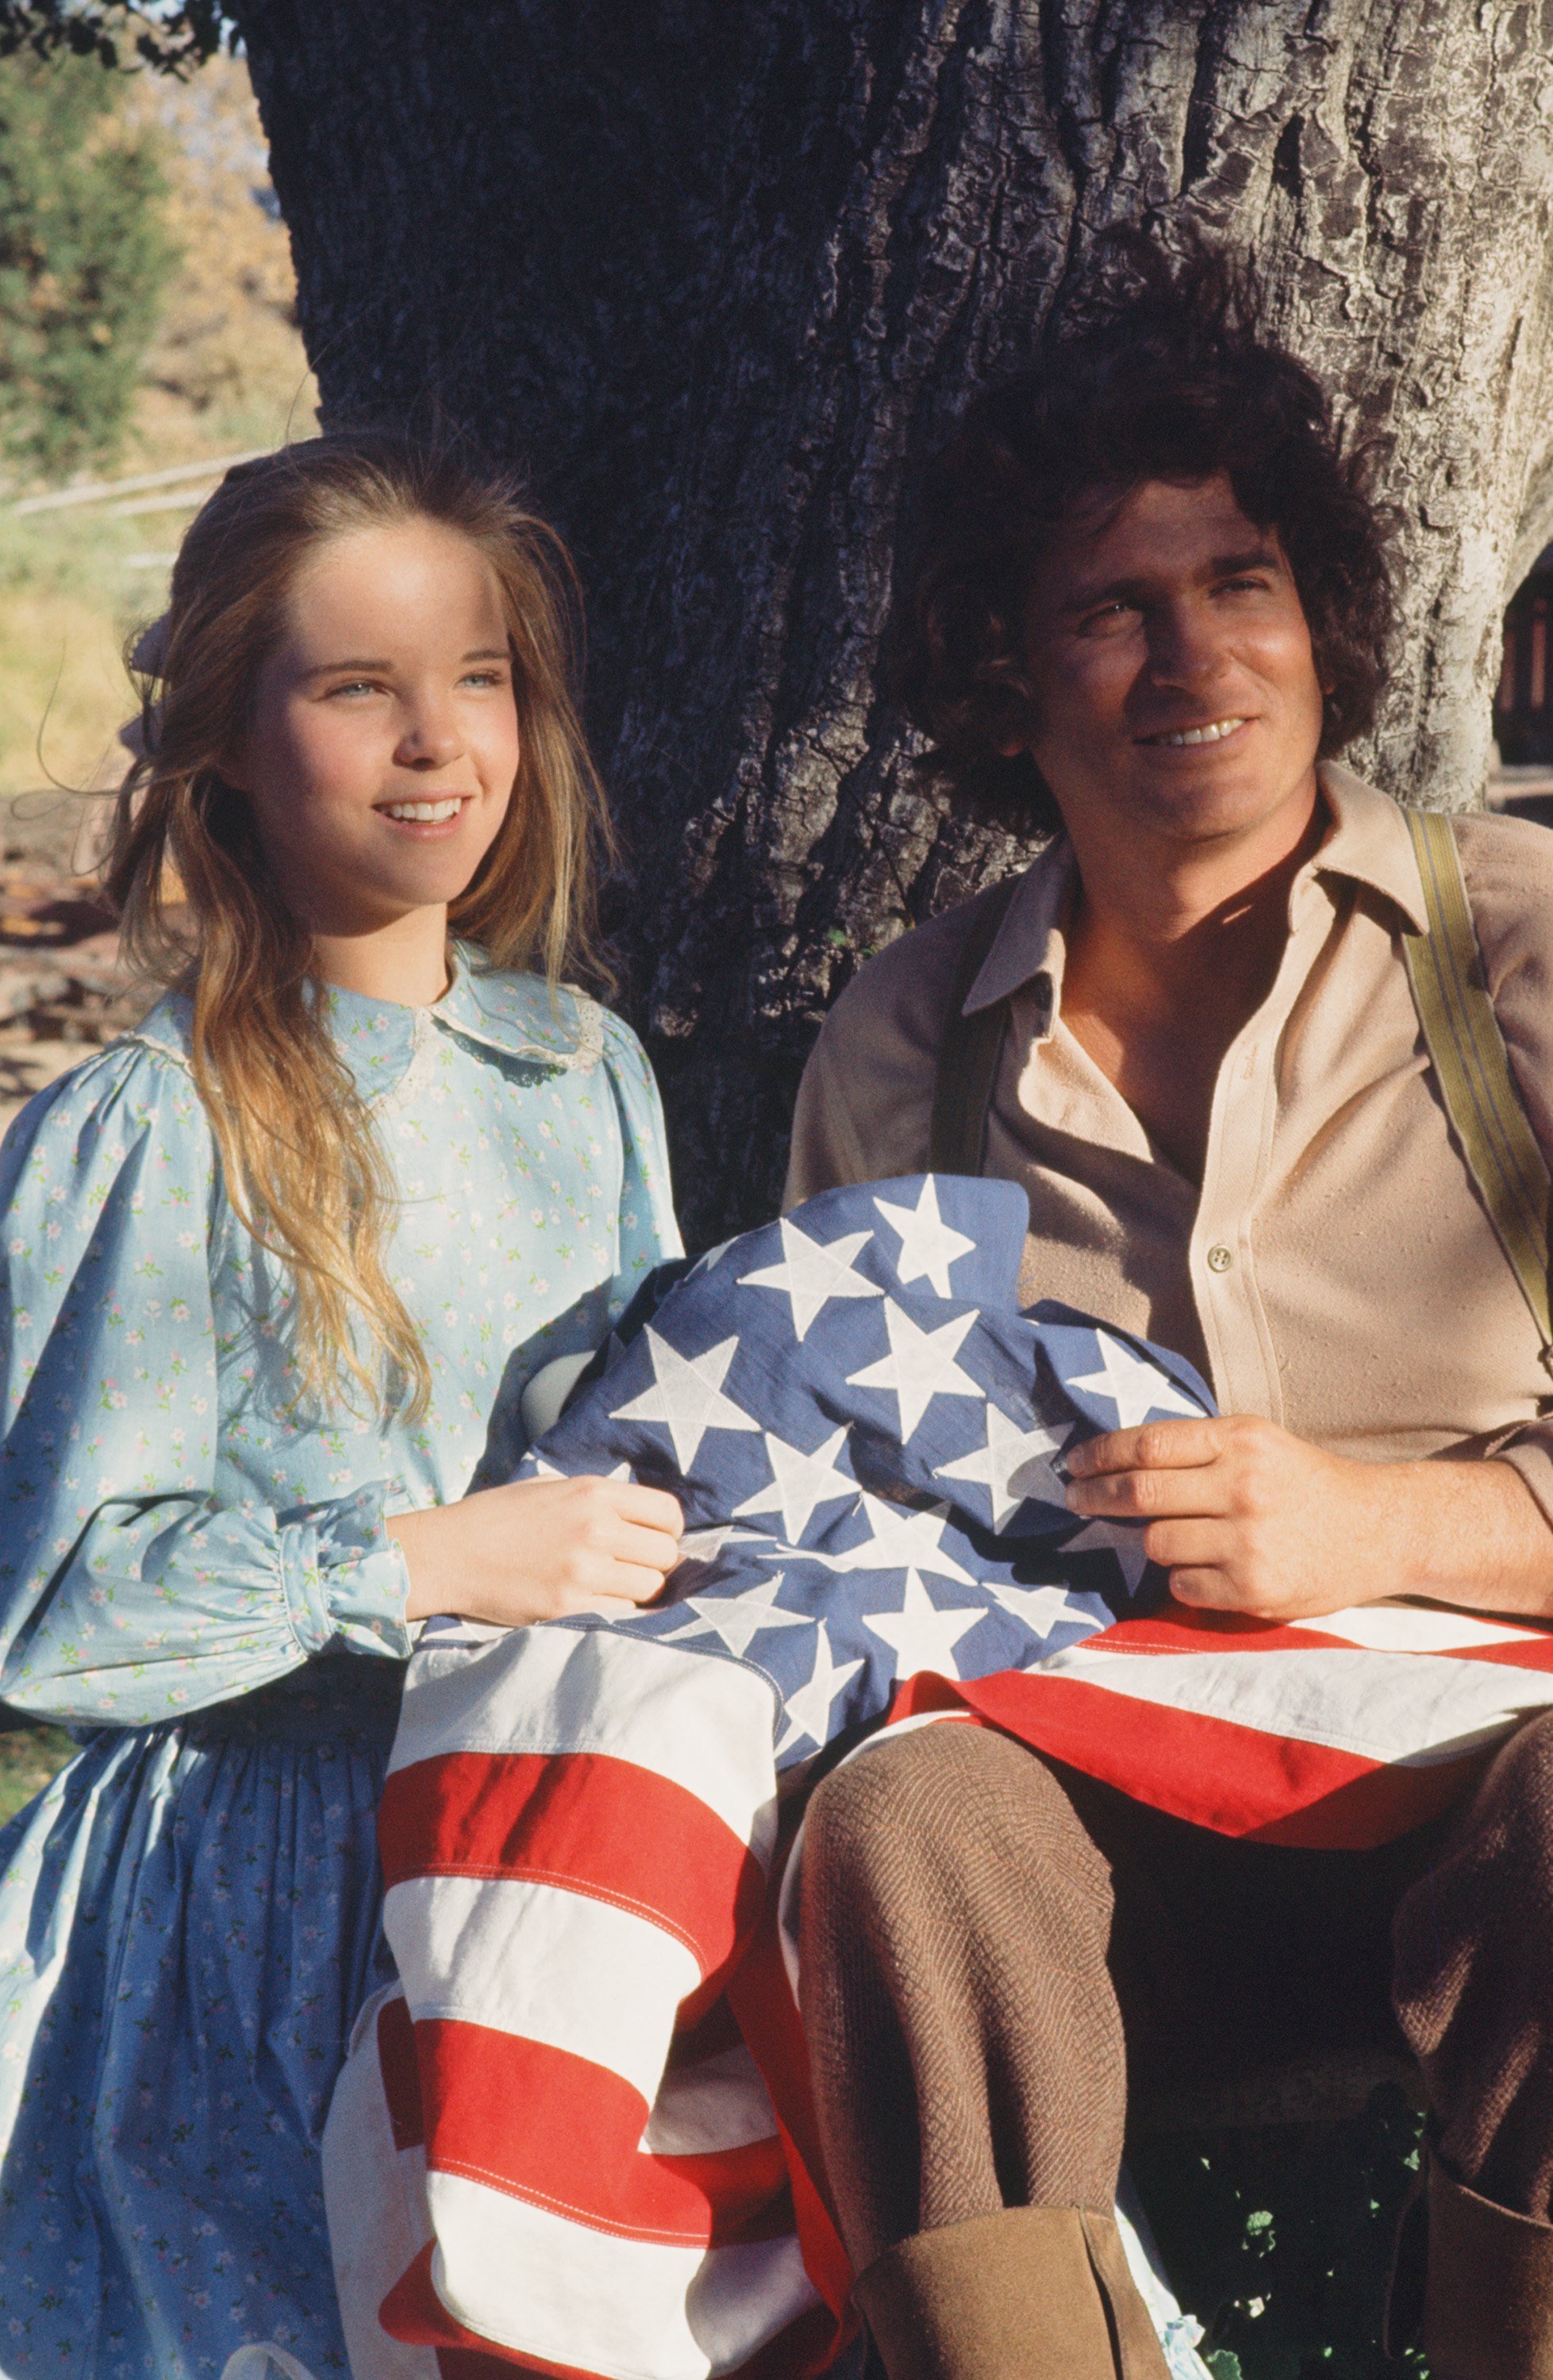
[236,0,1553,1244]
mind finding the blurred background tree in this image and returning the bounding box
[0,36,311,812]
[0,0,221,71]
[0,50,177,477]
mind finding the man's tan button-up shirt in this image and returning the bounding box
[784,766,1553,1525]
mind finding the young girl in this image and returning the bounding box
[0,435,684,2375]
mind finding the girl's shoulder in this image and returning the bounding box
[447,954,649,1082]
[0,994,210,1181]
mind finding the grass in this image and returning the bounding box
[0,428,283,802]
[0,1721,75,1827]
[0,513,148,800]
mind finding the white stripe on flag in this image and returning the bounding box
[390,1626,780,1860]
[1284,1603,1547,1653]
[1035,1641,1553,1766]
[321,1987,438,2380]
[425,2170,821,2380]
[385,1874,700,2105]
[640,2044,779,2155]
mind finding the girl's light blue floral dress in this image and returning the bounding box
[0,954,679,2379]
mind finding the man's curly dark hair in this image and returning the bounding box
[885,232,1397,835]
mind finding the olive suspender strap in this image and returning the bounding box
[926,874,1022,1176]
[926,815,1553,1375]
[1401,807,1553,1375]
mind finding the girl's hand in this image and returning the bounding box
[390,1474,685,1627]
[1063,1414,1553,1624]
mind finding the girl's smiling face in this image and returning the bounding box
[230,515,521,943]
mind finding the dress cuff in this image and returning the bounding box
[280,1481,414,1660]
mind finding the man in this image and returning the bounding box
[785,240,1553,2380]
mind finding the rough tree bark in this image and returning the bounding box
[236,1,1553,1245]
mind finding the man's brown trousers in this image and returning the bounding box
[798,1712,1553,2379]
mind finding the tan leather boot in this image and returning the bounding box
[1420,2153,1553,2378]
[851,2204,1172,2380]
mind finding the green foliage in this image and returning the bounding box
[0,1721,71,1826]
[1131,2089,1432,2378]
[0,4,224,75]
[0,48,179,477]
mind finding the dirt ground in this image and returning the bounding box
[0,787,148,1139]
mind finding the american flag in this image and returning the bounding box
[332,1175,1553,2378]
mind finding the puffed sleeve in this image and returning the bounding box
[599,1008,682,1301]
[0,1042,413,1725]
[472,1012,682,1487]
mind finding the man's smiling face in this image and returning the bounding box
[1018,471,1328,854]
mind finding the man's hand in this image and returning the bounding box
[1063,1415,1553,1623]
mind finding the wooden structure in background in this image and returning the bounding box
[1497,548,1553,766]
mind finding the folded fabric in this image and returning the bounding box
[344,1173,1553,2376]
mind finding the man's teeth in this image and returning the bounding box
[381,798,466,822]
[1150,717,1246,747]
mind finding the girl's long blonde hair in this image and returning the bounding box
[107,432,613,1422]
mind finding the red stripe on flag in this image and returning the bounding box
[381,1750,766,1979]
[435,2338,621,2380]
[668,1992,744,2067]
[1077,1608,1553,1668]
[414,2017,788,2246]
[725,1864,855,2328]
[731,2298,844,2380]
[1392,1636,1553,1673]
[387,2244,841,2378]
[378,1990,424,2152]
[891,1671,1487,1845]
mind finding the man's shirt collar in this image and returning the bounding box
[961,760,1429,1040]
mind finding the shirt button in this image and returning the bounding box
[1206,1244,1234,1273]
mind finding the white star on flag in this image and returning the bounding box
[1065,1330,1205,1430]
[675,1523,737,1567]
[935,1404,1068,1530]
[661,1575,815,1660]
[732,1426,855,1541]
[986,1579,1090,1637]
[873,1178,976,1298]
[821,1491,976,1584]
[1063,1516,1151,1594]
[776,1622,864,1756]
[610,1330,761,1469]
[863,1568,989,1680]
[737,1219,883,1342]
[846,1301,980,1438]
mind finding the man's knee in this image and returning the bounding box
[1395,1710,1553,2054]
[1436,1708,1553,1909]
[801,1720,1109,1924]
[1476,1709,1553,1856]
